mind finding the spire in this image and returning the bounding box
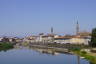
[51,27,53,34]
[76,20,79,35]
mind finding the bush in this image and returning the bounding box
[91,28,96,47]
[70,48,81,51]
[81,51,87,54]
[0,42,13,51]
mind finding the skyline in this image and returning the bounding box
[0,0,96,37]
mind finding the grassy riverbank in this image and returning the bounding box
[0,42,13,51]
[70,48,96,64]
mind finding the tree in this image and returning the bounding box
[91,28,96,47]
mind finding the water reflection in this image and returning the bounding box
[14,45,73,56]
[0,45,90,64]
[28,46,81,64]
[30,47,61,56]
[77,56,80,64]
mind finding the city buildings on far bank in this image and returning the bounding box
[23,33,54,44]
[23,21,91,45]
[0,32,91,45]
[0,37,23,44]
[23,33,91,45]
[0,21,91,45]
[54,35,91,45]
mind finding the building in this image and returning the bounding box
[76,21,80,35]
[23,33,54,44]
[54,36,70,44]
[69,35,90,45]
[0,37,3,42]
[23,36,38,43]
[42,34,54,43]
[54,35,91,45]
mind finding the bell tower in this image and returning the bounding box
[76,21,79,35]
[51,27,53,35]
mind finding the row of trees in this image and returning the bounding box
[90,28,96,47]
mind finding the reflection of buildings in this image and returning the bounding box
[29,47,59,55]
[77,56,80,64]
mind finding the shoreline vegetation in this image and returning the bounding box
[0,42,13,51]
[70,48,96,64]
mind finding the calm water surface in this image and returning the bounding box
[0,48,90,64]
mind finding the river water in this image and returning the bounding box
[0,47,90,64]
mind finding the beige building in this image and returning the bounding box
[54,35,91,45]
[38,34,54,43]
[0,37,3,42]
[23,34,54,43]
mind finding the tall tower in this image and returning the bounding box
[51,27,53,35]
[76,21,79,35]
[50,27,54,43]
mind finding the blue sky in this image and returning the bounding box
[0,0,96,37]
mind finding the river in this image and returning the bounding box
[0,46,90,64]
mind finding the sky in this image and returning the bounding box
[0,0,96,37]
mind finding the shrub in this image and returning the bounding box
[81,51,87,54]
